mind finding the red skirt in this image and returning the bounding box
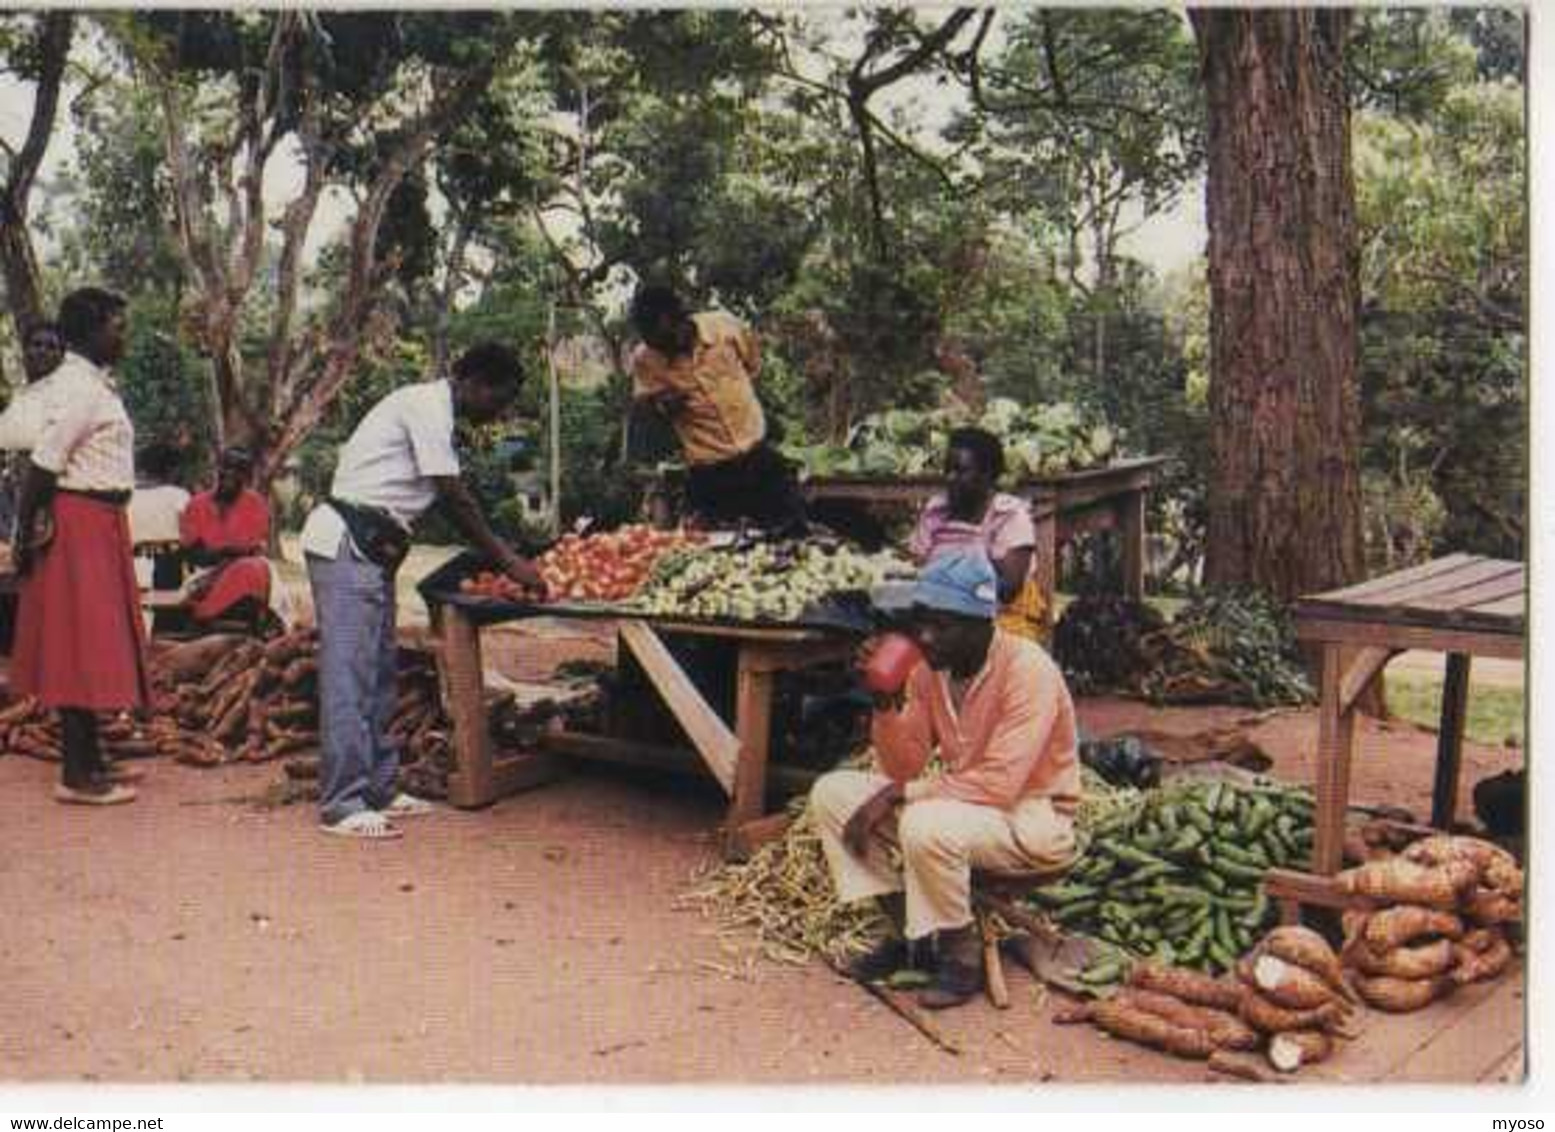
[12,493,150,710]
[190,557,270,622]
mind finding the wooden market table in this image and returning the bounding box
[425,592,856,858]
[803,457,1167,621]
[1292,553,1525,876]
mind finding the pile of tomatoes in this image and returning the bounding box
[458,572,534,602]
[458,525,705,605]
[539,525,704,601]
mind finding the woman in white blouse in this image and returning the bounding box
[12,288,150,805]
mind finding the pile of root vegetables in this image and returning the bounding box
[0,630,452,784]
[1053,833,1521,1075]
[1337,835,1521,1013]
[1058,927,1356,1074]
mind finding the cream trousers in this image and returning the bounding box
[811,768,1078,941]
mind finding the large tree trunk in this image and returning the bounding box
[1191,9,1364,600]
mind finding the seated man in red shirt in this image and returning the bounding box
[811,550,1083,1008]
[179,447,275,632]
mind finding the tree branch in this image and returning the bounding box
[6,12,73,214]
[262,38,518,483]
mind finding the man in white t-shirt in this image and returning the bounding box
[300,342,544,840]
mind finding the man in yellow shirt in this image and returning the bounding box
[628,284,804,532]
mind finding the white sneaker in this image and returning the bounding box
[320,811,402,840]
[382,792,436,818]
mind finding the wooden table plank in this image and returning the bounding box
[1474,594,1527,618]
[1326,558,1516,611]
[1374,967,1524,1082]
[1403,568,1525,611]
[618,621,740,794]
[1305,553,1479,604]
[1294,616,1524,658]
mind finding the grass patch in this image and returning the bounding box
[1385,673,1525,749]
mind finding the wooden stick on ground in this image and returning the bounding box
[984,934,1011,1009]
[826,957,961,1056]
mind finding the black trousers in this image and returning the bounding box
[685,442,806,533]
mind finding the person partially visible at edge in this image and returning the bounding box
[0,321,67,539]
[127,441,193,607]
[627,283,805,533]
[12,289,150,806]
[298,341,545,841]
[909,426,1046,641]
[179,446,278,634]
[810,550,1082,1009]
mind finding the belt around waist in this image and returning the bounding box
[59,487,132,507]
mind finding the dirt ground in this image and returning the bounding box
[0,622,1526,1087]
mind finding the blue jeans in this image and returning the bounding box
[307,535,399,825]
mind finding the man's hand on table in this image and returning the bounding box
[499,552,547,599]
[843,779,903,856]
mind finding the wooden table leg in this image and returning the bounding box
[1431,653,1473,828]
[727,645,776,858]
[1312,643,1357,875]
[437,605,495,809]
[1120,486,1147,602]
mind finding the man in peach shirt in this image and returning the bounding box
[812,550,1082,1008]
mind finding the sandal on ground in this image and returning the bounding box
[382,792,436,818]
[320,811,402,840]
[55,782,137,806]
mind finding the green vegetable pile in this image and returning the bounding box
[794,397,1119,479]
[1052,589,1315,708]
[1144,590,1315,708]
[632,541,912,622]
[1025,776,1316,984]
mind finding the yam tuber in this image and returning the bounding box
[1451,933,1513,985]
[1239,989,1345,1034]
[1337,857,1478,909]
[1462,890,1521,926]
[1362,905,1464,951]
[1267,1030,1334,1073]
[1127,963,1244,1012]
[1351,973,1451,1013]
[1091,997,1220,1060]
[1349,938,1455,981]
[1403,835,1517,877]
[1250,954,1341,1011]
[0,697,38,726]
[1458,927,1500,954]
[1118,989,1260,1052]
[1259,926,1350,1000]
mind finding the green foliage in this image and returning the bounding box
[1349,9,1479,120]
[52,85,182,294]
[11,6,1522,590]
[1356,81,1525,561]
[117,294,214,457]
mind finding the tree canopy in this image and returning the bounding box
[0,7,1525,577]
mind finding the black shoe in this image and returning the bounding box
[917,926,984,1009]
[846,936,917,983]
